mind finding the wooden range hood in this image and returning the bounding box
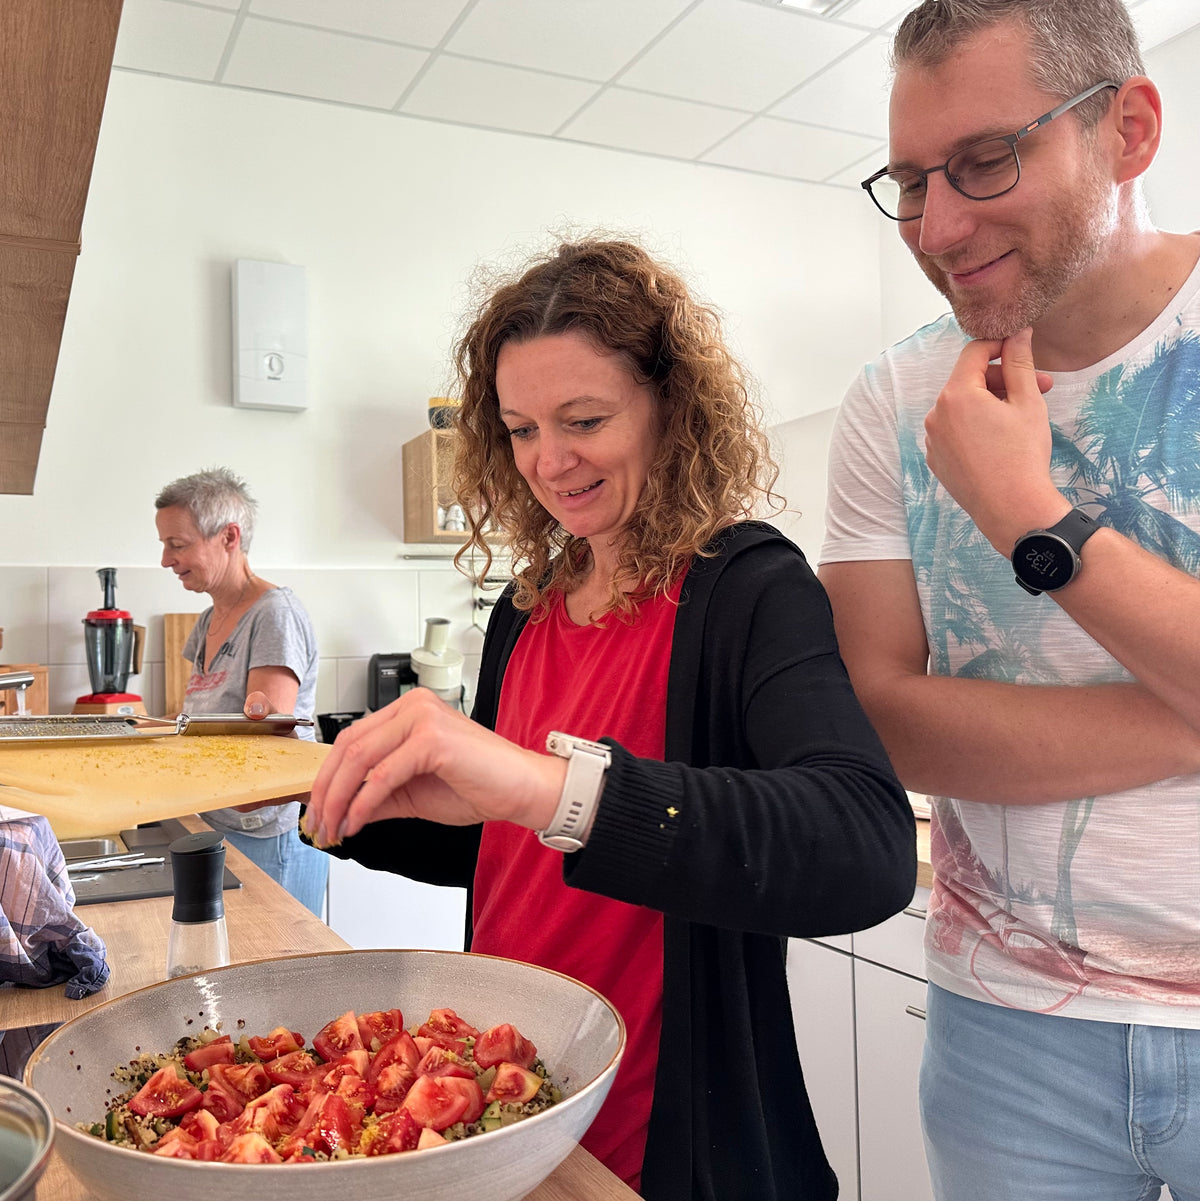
[0,0,123,494]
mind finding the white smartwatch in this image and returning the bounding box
[537,731,611,852]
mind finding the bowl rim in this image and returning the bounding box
[0,1075,55,1199]
[24,947,627,1177]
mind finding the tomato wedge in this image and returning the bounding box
[179,1108,221,1141]
[326,1049,370,1080]
[182,1035,235,1073]
[208,1061,271,1103]
[415,1046,475,1080]
[400,1075,471,1131]
[312,1010,364,1063]
[359,1108,421,1156]
[371,1060,417,1114]
[128,1065,203,1118]
[473,1023,538,1070]
[369,1030,419,1079]
[247,1026,305,1061]
[292,1092,355,1157]
[356,1008,404,1052]
[439,1075,485,1124]
[151,1128,200,1159]
[334,1072,374,1124]
[416,1008,479,1049]
[200,1081,244,1123]
[220,1132,283,1164]
[262,1049,325,1090]
[485,1062,543,1105]
[226,1083,307,1142]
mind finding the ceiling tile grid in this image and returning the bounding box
[220,16,430,109]
[616,0,868,112]
[112,0,236,81]
[247,0,470,46]
[702,115,883,180]
[443,0,696,81]
[401,55,601,136]
[111,0,1200,189]
[560,86,751,159]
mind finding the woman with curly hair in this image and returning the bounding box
[304,238,916,1200]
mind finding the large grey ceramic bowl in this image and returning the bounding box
[0,1077,54,1201]
[25,949,625,1201]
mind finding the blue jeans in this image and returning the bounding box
[920,982,1200,1201]
[221,826,329,918]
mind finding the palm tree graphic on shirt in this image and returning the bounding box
[906,328,1200,972]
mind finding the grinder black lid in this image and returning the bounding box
[168,830,226,923]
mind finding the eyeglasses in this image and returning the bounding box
[860,80,1120,222]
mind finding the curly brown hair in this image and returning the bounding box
[451,238,781,618]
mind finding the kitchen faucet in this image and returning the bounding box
[0,669,35,695]
[0,669,36,715]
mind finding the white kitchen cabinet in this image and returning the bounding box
[785,887,935,1201]
[325,856,467,951]
[853,885,930,977]
[787,938,859,1198]
[855,959,933,1201]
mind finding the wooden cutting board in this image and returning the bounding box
[163,612,201,715]
[0,734,330,839]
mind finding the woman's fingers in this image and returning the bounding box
[304,687,567,847]
[306,690,467,845]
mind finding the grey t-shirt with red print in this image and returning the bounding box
[182,586,318,839]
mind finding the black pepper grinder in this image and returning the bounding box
[166,830,230,979]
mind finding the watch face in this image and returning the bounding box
[1014,533,1076,591]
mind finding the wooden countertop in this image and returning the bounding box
[10,817,637,1201]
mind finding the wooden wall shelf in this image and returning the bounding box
[402,429,468,544]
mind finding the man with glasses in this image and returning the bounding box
[819,1,1200,1198]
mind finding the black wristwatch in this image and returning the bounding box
[1011,508,1099,595]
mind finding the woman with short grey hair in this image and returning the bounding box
[155,467,327,917]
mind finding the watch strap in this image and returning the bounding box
[1044,507,1098,551]
[1013,506,1099,595]
[538,732,610,852]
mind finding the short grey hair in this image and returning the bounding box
[893,0,1145,129]
[155,467,258,552]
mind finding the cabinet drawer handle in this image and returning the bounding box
[905,1004,927,1021]
[903,906,928,920]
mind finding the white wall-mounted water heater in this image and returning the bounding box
[231,258,308,412]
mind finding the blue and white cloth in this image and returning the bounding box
[0,803,109,999]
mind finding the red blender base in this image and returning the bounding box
[73,692,147,716]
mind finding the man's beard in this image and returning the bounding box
[915,169,1114,340]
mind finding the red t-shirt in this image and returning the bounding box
[472,581,682,1191]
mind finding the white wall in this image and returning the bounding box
[0,68,888,729]
[1143,24,1200,235]
[769,407,839,564]
[0,70,883,571]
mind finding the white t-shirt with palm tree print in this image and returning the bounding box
[823,255,1200,1026]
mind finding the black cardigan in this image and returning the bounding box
[322,522,916,1199]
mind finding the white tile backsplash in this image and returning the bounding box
[0,562,481,718]
[335,657,371,713]
[0,567,49,663]
[48,662,93,714]
[269,568,422,660]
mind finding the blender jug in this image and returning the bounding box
[80,567,144,700]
